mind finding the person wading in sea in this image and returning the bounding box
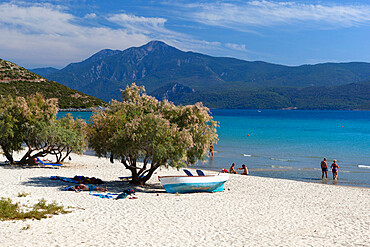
[321,158,328,179]
[331,159,339,180]
[209,143,214,157]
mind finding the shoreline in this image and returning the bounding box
[1,152,369,246]
[59,108,370,112]
[52,148,370,189]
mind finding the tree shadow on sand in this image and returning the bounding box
[0,162,62,170]
[22,176,167,194]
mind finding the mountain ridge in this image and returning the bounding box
[30,41,370,109]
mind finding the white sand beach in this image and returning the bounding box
[0,152,369,247]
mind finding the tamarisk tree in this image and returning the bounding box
[89,84,218,185]
[36,114,88,163]
[0,94,87,165]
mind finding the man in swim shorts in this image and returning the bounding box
[321,158,328,179]
[331,159,339,180]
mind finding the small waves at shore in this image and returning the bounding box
[358,165,370,169]
[269,157,294,162]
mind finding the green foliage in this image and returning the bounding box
[0,198,70,221]
[89,83,218,185]
[152,81,370,110]
[0,94,88,164]
[0,80,105,109]
[0,59,106,109]
[34,114,88,162]
[0,94,56,163]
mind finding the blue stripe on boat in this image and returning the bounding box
[162,181,226,194]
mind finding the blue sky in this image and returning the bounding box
[1,0,370,69]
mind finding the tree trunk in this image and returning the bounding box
[60,149,72,163]
[3,150,14,164]
[129,163,160,185]
[18,148,33,165]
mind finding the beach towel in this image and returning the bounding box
[90,192,119,199]
[51,176,104,184]
[89,189,135,199]
[37,158,62,166]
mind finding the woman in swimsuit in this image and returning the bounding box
[331,160,339,180]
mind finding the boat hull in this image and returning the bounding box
[158,174,229,194]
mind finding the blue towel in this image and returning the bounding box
[37,158,62,166]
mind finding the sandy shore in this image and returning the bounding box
[0,152,369,247]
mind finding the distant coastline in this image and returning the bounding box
[59,107,369,112]
[58,106,106,112]
[58,108,93,112]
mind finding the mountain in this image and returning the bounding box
[157,81,370,110]
[0,59,105,109]
[151,83,195,102]
[30,67,59,78]
[34,41,370,109]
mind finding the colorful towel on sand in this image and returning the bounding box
[90,189,136,199]
[51,176,104,184]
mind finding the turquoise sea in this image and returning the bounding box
[58,110,370,188]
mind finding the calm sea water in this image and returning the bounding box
[58,110,370,188]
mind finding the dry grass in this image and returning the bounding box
[0,197,70,221]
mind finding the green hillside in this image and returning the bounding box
[0,59,105,109]
[151,81,370,110]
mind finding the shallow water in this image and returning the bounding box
[196,109,370,187]
[58,109,370,187]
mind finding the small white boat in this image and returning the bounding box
[158,173,229,194]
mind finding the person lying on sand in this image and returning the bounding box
[237,164,249,175]
[75,184,107,192]
[229,163,237,174]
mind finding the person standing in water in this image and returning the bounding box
[321,158,328,179]
[331,159,339,180]
[209,143,214,157]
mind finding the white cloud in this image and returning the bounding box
[182,1,370,31]
[225,43,248,52]
[0,3,193,68]
[109,13,166,27]
[84,13,97,19]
